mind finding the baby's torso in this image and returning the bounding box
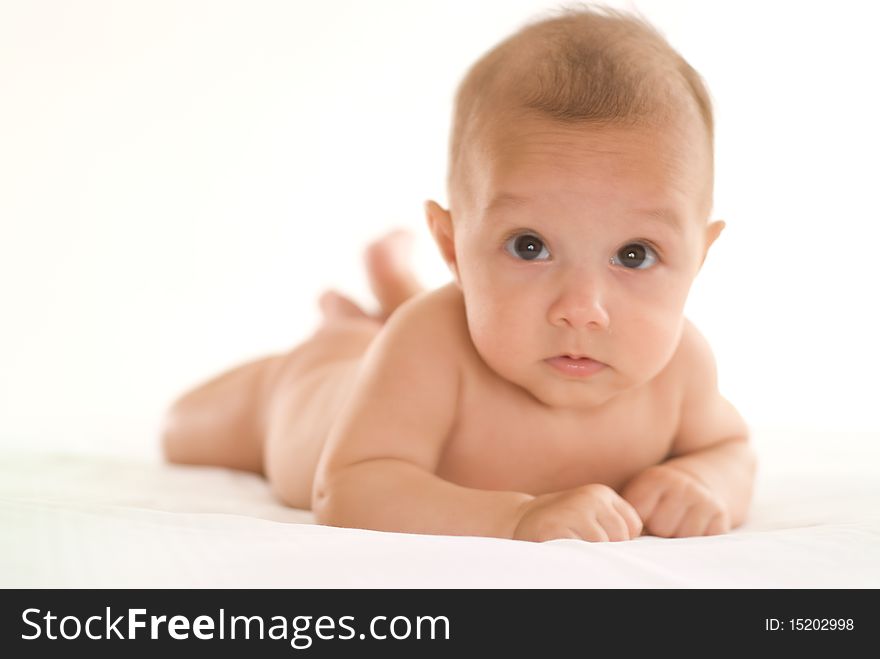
[436,366,678,495]
[430,286,681,495]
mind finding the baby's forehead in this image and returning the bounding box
[485,108,700,159]
[481,187,694,232]
[463,112,711,216]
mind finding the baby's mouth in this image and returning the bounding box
[544,355,606,377]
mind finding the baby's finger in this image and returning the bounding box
[594,508,631,542]
[704,511,731,536]
[549,526,583,542]
[672,502,716,538]
[645,495,690,538]
[581,517,610,543]
[612,497,644,538]
[620,478,665,523]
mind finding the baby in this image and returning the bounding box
[162,6,757,542]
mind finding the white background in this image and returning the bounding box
[2,0,878,458]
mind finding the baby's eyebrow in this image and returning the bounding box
[484,192,530,214]
[632,207,683,234]
[486,193,683,234]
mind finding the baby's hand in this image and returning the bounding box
[620,464,731,538]
[512,484,643,542]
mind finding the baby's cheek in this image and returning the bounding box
[622,318,681,377]
[467,314,532,381]
[465,292,522,343]
[470,319,512,364]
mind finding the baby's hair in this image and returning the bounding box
[448,3,714,216]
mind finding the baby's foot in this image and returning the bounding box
[318,290,374,323]
[365,229,424,320]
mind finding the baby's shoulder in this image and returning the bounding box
[674,318,716,368]
[361,283,472,380]
[382,282,470,349]
[661,317,718,397]
[356,282,467,410]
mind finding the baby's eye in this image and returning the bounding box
[611,242,658,270]
[504,233,551,261]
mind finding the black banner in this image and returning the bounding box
[0,588,872,656]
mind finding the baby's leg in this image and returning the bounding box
[161,230,422,503]
[161,325,374,477]
[364,228,422,321]
[161,351,289,474]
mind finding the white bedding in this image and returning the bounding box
[2,427,878,588]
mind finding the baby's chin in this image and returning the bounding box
[525,379,623,412]
[497,362,629,412]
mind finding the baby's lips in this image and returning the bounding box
[549,353,604,363]
[544,355,606,377]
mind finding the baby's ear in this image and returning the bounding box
[425,200,461,285]
[699,219,726,268]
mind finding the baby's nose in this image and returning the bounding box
[548,277,611,330]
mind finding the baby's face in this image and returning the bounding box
[437,114,723,412]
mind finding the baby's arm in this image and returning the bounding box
[621,321,757,536]
[311,296,533,539]
[315,292,645,543]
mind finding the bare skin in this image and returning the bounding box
[164,118,757,543]
[163,229,751,542]
[162,229,419,508]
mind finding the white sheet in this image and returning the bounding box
[2,427,879,587]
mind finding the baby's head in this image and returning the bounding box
[426,5,726,411]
